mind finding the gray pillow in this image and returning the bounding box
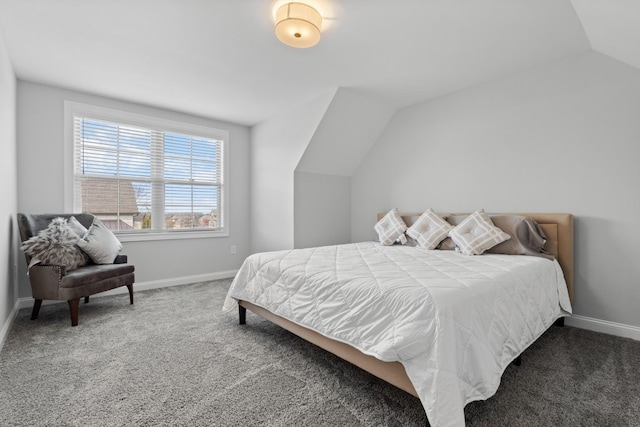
[77,218,122,264]
[68,215,88,237]
[21,217,89,271]
[439,214,552,259]
[486,215,552,258]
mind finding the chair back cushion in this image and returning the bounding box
[18,213,94,241]
[17,213,96,264]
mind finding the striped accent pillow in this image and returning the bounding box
[448,209,510,255]
[375,208,407,246]
[406,209,453,249]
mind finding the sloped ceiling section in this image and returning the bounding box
[295,88,395,176]
[0,0,592,126]
[570,0,640,70]
[1,1,638,127]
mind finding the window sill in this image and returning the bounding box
[115,229,229,242]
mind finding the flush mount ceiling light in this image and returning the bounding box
[274,2,322,48]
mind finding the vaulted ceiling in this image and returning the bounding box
[0,0,637,126]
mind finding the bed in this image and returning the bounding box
[223,212,573,427]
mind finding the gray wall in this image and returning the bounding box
[252,88,394,254]
[292,89,394,250]
[352,51,640,329]
[295,88,395,177]
[250,90,335,254]
[16,81,251,297]
[294,172,351,249]
[0,29,18,338]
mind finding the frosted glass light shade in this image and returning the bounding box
[275,2,322,48]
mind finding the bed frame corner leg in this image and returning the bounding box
[239,305,246,325]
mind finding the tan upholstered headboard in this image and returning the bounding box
[377,212,574,302]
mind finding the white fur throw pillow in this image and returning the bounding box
[21,217,89,271]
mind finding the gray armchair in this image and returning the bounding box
[17,213,135,326]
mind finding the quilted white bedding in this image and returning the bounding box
[223,242,572,427]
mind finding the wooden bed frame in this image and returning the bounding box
[238,213,574,398]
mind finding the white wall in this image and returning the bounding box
[352,51,640,329]
[0,30,18,342]
[294,172,351,249]
[252,88,394,253]
[16,81,251,297]
[293,88,395,250]
[296,88,395,176]
[250,90,335,254]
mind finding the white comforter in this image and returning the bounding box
[223,242,572,427]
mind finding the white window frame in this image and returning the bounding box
[64,101,229,242]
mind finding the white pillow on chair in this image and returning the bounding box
[77,218,123,264]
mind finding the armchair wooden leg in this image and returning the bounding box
[31,299,43,320]
[68,299,80,327]
[127,284,134,304]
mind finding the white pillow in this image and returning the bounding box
[406,209,453,250]
[77,218,123,264]
[448,209,510,255]
[374,208,407,246]
[68,215,88,237]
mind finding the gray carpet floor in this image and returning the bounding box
[1,279,639,426]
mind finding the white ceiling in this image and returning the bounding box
[0,0,637,127]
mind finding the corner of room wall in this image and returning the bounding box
[0,30,19,350]
[250,87,395,253]
[293,88,395,249]
[250,89,337,254]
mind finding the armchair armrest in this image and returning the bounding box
[28,264,66,300]
[114,254,128,264]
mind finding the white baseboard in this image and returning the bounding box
[565,314,640,341]
[91,269,238,298]
[0,299,22,352]
[13,270,237,311]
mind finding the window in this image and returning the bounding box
[65,102,229,239]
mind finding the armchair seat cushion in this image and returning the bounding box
[60,263,135,289]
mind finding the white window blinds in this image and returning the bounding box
[72,116,224,232]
